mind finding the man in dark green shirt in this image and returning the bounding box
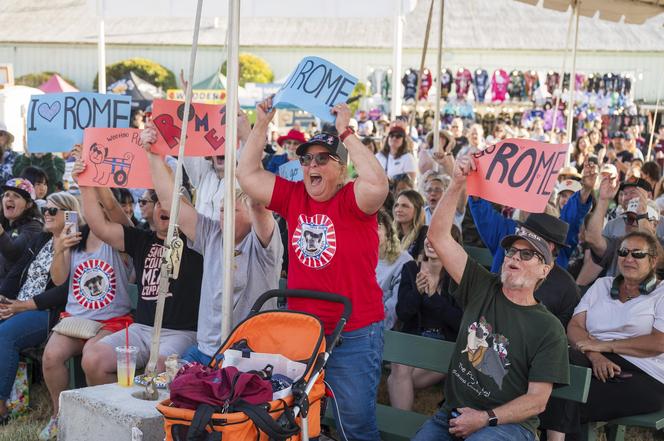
[415,154,570,440]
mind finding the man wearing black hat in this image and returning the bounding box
[416,155,569,441]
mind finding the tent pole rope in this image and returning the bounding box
[433,0,445,158]
[549,2,575,145]
[409,0,435,138]
[565,0,581,157]
[646,75,663,161]
[221,0,240,342]
[97,0,106,94]
[144,0,204,377]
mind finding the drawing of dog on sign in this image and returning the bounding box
[89,142,134,187]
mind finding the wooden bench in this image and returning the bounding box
[586,411,664,441]
[324,330,592,441]
[464,245,493,269]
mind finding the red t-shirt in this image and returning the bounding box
[268,177,384,333]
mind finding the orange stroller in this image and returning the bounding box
[158,289,351,441]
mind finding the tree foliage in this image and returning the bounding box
[93,58,176,90]
[15,71,77,88]
[221,53,274,87]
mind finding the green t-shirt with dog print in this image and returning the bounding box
[443,258,569,434]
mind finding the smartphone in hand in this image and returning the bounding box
[64,211,78,235]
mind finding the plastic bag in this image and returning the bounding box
[7,362,29,416]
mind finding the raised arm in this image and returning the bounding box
[248,197,276,248]
[237,98,277,207]
[97,187,134,227]
[81,182,125,251]
[140,124,198,241]
[585,176,616,257]
[427,155,475,283]
[333,104,389,215]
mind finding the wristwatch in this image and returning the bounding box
[339,126,355,142]
[487,409,498,427]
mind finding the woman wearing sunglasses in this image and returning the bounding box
[545,230,664,440]
[0,192,80,428]
[238,97,389,441]
[375,123,416,181]
[0,178,43,280]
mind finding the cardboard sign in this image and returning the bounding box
[466,139,568,213]
[27,93,132,152]
[278,159,303,182]
[272,56,357,122]
[78,128,153,189]
[150,99,226,156]
[166,89,227,104]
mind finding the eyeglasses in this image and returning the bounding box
[299,152,340,166]
[425,187,444,194]
[138,199,156,206]
[283,140,300,147]
[617,248,653,259]
[41,207,60,216]
[389,133,404,139]
[504,246,543,262]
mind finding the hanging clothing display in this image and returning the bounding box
[418,68,433,100]
[402,68,418,101]
[440,68,454,99]
[491,69,510,103]
[524,71,540,101]
[508,70,526,101]
[473,69,490,103]
[546,71,560,95]
[454,68,473,99]
[382,70,392,101]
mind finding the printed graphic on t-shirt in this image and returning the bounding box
[72,259,116,310]
[461,317,510,388]
[292,214,337,269]
[140,243,173,300]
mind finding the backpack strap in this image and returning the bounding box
[187,404,222,441]
[232,400,300,441]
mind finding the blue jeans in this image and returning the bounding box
[325,321,383,441]
[181,345,223,366]
[0,310,49,400]
[413,408,535,441]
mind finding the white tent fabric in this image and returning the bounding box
[515,0,664,24]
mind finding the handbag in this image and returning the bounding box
[7,362,29,416]
[52,316,102,339]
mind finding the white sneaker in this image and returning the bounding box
[38,416,58,441]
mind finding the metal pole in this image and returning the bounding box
[221,0,240,342]
[647,76,663,161]
[97,0,106,93]
[391,0,404,118]
[409,0,435,139]
[565,0,581,146]
[145,0,204,376]
[548,3,575,143]
[433,0,445,158]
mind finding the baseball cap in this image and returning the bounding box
[555,179,582,195]
[501,225,554,264]
[1,178,36,201]
[620,177,652,194]
[600,164,618,179]
[295,132,348,164]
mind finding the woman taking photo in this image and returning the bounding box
[375,123,416,181]
[0,192,81,429]
[0,178,43,278]
[387,232,463,411]
[544,231,664,440]
[393,189,428,261]
[238,97,389,441]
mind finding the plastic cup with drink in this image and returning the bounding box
[116,346,138,387]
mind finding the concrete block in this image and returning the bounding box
[58,383,168,441]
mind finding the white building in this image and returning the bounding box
[0,0,662,101]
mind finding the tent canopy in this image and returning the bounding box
[38,74,78,93]
[107,71,163,109]
[193,71,227,90]
[515,0,664,24]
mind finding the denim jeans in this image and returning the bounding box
[0,310,49,400]
[181,345,223,366]
[413,408,535,441]
[324,321,383,441]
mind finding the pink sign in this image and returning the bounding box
[466,138,568,213]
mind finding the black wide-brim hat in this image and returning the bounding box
[519,212,570,248]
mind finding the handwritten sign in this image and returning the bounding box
[278,160,303,182]
[78,128,153,189]
[166,89,227,104]
[150,99,226,156]
[27,93,132,153]
[466,139,568,213]
[272,56,357,122]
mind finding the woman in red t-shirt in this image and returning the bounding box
[238,97,389,441]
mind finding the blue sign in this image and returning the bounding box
[272,57,357,122]
[27,93,132,152]
[278,160,303,182]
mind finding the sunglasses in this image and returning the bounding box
[504,246,543,262]
[299,152,340,167]
[41,207,60,216]
[617,248,653,259]
[138,199,156,206]
[389,133,404,139]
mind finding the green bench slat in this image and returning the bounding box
[608,410,664,430]
[376,404,429,441]
[464,245,494,269]
[550,364,591,403]
[128,283,138,310]
[383,330,453,374]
